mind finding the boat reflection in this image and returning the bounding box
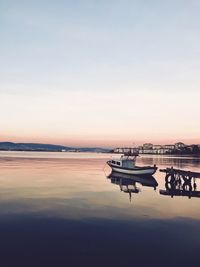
[107,171,158,201]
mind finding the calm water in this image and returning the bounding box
[0,152,200,267]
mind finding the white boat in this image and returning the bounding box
[107,153,157,176]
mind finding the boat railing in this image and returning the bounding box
[113,147,139,156]
[121,154,138,160]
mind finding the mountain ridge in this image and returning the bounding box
[0,142,109,153]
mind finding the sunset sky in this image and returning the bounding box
[1,0,200,147]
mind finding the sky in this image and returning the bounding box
[0,0,200,148]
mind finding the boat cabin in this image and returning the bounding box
[111,155,137,168]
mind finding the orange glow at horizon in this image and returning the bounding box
[1,133,199,148]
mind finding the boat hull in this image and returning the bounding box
[107,161,157,175]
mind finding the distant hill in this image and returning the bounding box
[0,142,109,153]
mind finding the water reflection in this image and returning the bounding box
[139,155,200,171]
[107,171,158,201]
[0,152,199,267]
[160,181,200,199]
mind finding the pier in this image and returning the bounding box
[159,167,200,198]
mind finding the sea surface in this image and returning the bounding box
[0,151,200,267]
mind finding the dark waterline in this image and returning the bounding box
[0,152,200,267]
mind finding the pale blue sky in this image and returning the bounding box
[0,0,200,147]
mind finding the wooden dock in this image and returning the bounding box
[160,167,200,182]
[159,167,200,198]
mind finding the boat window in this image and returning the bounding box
[116,162,121,166]
[111,160,116,164]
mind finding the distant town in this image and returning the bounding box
[113,142,200,155]
[1,141,200,155]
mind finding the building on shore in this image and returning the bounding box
[137,142,200,155]
[112,143,200,155]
